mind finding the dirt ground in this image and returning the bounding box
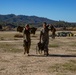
[0,31,76,75]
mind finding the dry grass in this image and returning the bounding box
[48,60,76,74]
[0,31,76,75]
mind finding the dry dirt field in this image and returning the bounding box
[0,31,76,75]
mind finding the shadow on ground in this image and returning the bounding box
[28,54,76,57]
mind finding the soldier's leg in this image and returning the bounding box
[27,46,29,55]
[44,43,46,55]
[46,48,49,56]
[46,44,49,56]
[44,50,46,55]
[44,45,47,55]
[44,44,49,56]
[24,46,27,54]
[23,40,27,54]
[27,42,31,55]
[24,46,29,55]
[44,49,48,56]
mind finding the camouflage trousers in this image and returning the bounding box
[42,41,49,56]
[23,40,31,54]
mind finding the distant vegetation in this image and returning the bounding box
[0,14,76,31]
[0,14,55,27]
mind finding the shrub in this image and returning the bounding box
[14,34,23,38]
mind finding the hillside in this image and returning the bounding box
[0,14,76,29]
[0,14,56,27]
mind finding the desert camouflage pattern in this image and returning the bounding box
[23,28,31,54]
[40,28,49,55]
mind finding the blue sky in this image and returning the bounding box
[0,0,76,22]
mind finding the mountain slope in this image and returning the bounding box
[0,14,56,26]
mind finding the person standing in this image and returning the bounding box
[40,22,49,56]
[23,24,31,56]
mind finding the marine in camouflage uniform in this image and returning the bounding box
[40,22,49,56]
[23,24,31,55]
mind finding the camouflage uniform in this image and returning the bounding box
[40,28,49,56]
[23,28,31,55]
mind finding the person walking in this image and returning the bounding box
[40,22,50,56]
[23,24,31,56]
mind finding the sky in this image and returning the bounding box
[0,0,76,22]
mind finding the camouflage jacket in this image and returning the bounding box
[40,28,49,43]
[23,28,31,42]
